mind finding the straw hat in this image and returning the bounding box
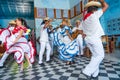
[68,23,72,27]
[85,1,102,8]
[67,19,72,26]
[9,20,16,24]
[59,23,62,26]
[43,17,50,21]
[75,20,80,23]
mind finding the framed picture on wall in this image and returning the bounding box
[70,7,74,18]
[63,10,68,18]
[47,8,54,18]
[37,8,46,18]
[56,9,61,18]
[76,3,80,15]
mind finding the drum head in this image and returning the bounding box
[0,45,6,53]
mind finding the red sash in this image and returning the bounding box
[83,12,93,21]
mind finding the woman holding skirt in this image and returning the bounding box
[54,19,79,65]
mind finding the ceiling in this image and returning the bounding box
[0,0,34,19]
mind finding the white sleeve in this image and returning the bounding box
[79,21,83,30]
[72,27,76,32]
[95,9,103,18]
[78,23,83,30]
[40,25,44,37]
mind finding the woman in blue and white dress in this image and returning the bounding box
[54,19,79,65]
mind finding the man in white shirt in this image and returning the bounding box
[39,17,51,66]
[82,0,108,79]
[72,20,84,56]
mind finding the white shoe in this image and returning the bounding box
[27,65,32,69]
[0,63,3,68]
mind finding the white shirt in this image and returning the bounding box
[72,24,82,32]
[82,9,105,38]
[39,24,49,42]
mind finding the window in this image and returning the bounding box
[63,10,68,18]
[70,7,74,18]
[56,9,61,18]
[76,3,80,15]
[47,8,54,18]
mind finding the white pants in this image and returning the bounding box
[49,39,54,56]
[0,52,9,66]
[39,41,51,64]
[83,37,104,77]
[77,34,83,55]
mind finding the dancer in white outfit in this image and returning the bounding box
[72,20,84,56]
[81,0,109,79]
[39,17,51,65]
[0,19,35,72]
[0,20,16,67]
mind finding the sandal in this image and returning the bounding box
[66,61,71,65]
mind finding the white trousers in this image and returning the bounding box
[77,34,83,55]
[49,39,54,56]
[83,37,104,77]
[39,41,51,64]
[0,52,9,66]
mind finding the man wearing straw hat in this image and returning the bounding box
[39,17,52,66]
[81,0,108,79]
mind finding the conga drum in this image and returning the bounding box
[0,44,6,57]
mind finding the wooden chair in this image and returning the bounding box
[83,47,91,58]
[102,35,110,53]
[109,36,116,53]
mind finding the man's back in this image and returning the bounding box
[82,9,104,37]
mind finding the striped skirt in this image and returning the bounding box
[54,32,79,61]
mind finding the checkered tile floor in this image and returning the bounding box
[0,56,120,80]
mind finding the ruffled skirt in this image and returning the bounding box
[54,32,79,61]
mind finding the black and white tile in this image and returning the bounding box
[0,55,120,80]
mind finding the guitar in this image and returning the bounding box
[71,29,83,39]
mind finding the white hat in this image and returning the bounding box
[85,1,102,8]
[43,17,50,21]
[9,20,16,24]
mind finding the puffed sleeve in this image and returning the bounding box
[64,26,70,31]
[94,9,103,18]
[19,27,27,33]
